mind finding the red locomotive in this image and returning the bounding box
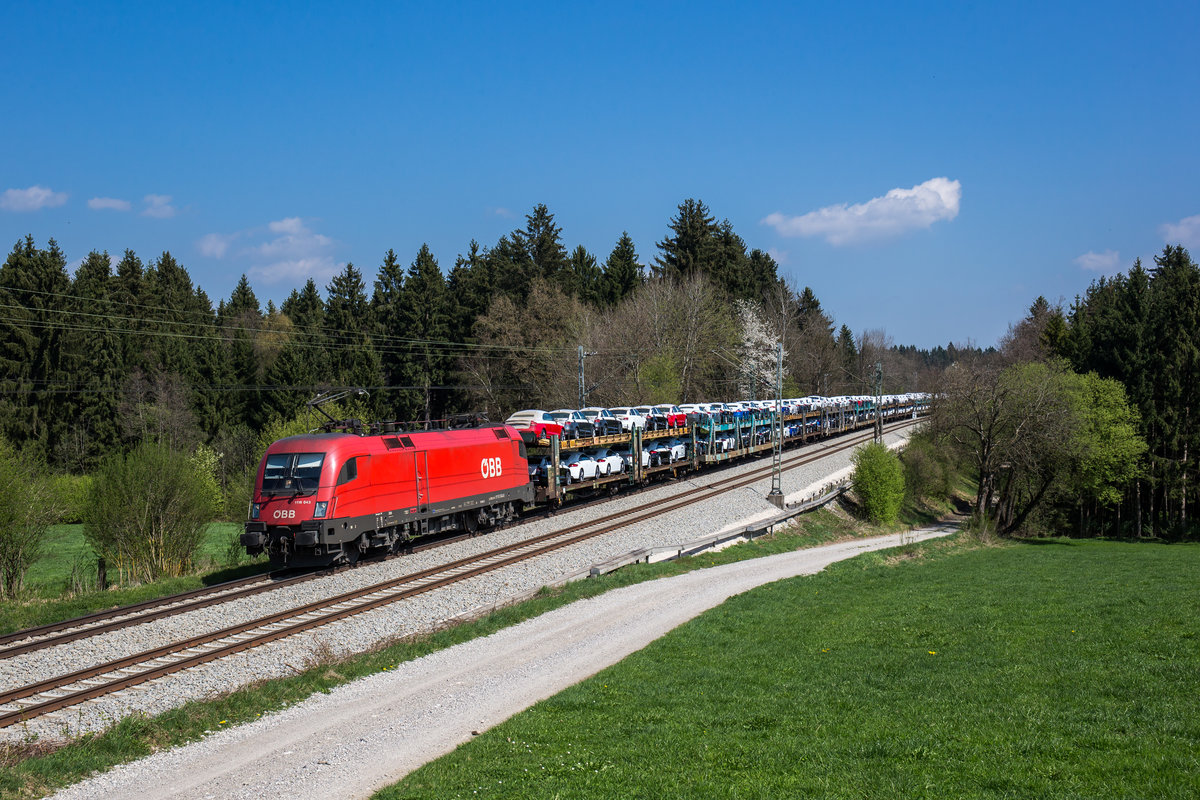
[241,424,534,568]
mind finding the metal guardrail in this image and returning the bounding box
[581,479,853,579]
[442,481,856,625]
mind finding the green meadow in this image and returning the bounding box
[382,538,1200,799]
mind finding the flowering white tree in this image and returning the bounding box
[735,300,786,400]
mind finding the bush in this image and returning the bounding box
[189,443,224,520]
[852,442,906,524]
[900,433,952,502]
[223,466,255,525]
[84,443,217,583]
[0,440,57,598]
[46,473,94,524]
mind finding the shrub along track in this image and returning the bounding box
[0,420,914,729]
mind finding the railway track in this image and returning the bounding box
[0,420,914,729]
[0,419,898,659]
[0,529,482,662]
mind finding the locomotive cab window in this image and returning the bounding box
[262,453,325,495]
[336,457,360,486]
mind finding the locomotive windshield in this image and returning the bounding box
[262,452,325,495]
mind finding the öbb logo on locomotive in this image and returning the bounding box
[481,457,503,479]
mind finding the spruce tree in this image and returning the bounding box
[113,249,148,374]
[515,203,569,285]
[485,234,533,302]
[710,219,751,299]
[371,248,406,416]
[64,251,123,467]
[566,244,602,305]
[654,198,718,281]
[220,274,264,431]
[281,278,328,397]
[0,236,71,459]
[399,244,451,424]
[600,231,641,306]
[746,249,781,301]
[447,240,494,342]
[837,324,858,391]
[324,264,381,407]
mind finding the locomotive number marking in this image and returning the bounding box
[481,457,503,479]
[273,509,297,520]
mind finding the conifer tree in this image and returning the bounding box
[745,248,781,301]
[447,240,494,344]
[63,251,123,467]
[710,219,751,298]
[399,244,451,424]
[113,249,148,374]
[600,231,641,306]
[220,274,264,431]
[654,198,718,280]
[0,236,71,459]
[515,203,569,285]
[324,264,381,406]
[837,324,858,391]
[566,244,603,305]
[281,278,328,399]
[371,249,406,416]
[484,234,532,302]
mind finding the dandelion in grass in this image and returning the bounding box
[928,651,936,655]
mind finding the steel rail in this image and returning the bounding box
[0,521,481,660]
[0,573,282,650]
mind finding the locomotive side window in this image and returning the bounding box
[262,452,326,494]
[336,457,359,486]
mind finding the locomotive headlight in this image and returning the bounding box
[313,501,328,519]
[250,503,261,520]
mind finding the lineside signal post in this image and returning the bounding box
[768,341,784,508]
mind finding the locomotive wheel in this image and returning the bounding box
[345,545,360,566]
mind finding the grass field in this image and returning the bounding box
[381,538,1200,799]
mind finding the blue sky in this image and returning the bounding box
[2,1,1197,348]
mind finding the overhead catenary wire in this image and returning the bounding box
[0,284,655,357]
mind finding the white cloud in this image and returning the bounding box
[1160,214,1200,248]
[88,196,131,211]
[1,185,68,211]
[1074,250,1121,272]
[142,194,177,218]
[255,218,333,260]
[489,207,515,219]
[767,248,789,265]
[268,217,306,235]
[204,216,341,286]
[250,257,341,285]
[762,177,962,245]
[197,232,239,258]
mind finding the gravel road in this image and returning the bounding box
[47,523,956,800]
